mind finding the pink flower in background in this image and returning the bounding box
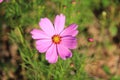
[31,14,78,63]
[0,0,3,3]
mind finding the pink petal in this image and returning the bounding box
[66,24,78,30]
[46,44,58,63]
[36,39,52,53]
[0,0,3,3]
[30,29,50,39]
[61,36,77,49]
[57,44,72,60]
[60,24,78,36]
[39,18,55,36]
[54,14,65,34]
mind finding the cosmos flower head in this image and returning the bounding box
[31,14,78,63]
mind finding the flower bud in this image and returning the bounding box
[88,38,94,42]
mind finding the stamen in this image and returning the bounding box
[52,35,61,44]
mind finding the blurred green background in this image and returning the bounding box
[0,0,120,80]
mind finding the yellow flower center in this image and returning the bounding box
[52,35,61,44]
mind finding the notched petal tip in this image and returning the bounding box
[73,30,79,36]
[60,13,65,17]
[30,29,38,34]
[63,52,72,60]
[39,17,55,36]
[39,17,48,26]
[47,56,58,64]
[68,23,78,30]
[60,23,79,37]
[30,29,35,34]
[48,60,57,64]
[66,53,72,58]
[54,13,66,34]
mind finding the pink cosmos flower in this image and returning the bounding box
[31,14,78,63]
[0,0,3,3]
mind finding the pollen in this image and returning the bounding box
[52,35,61,44]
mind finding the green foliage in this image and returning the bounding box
[109,25,118,37]
[111,76,120,80]
[102,65,110,75]
[101,0,111,7]
[5,0,44,28]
